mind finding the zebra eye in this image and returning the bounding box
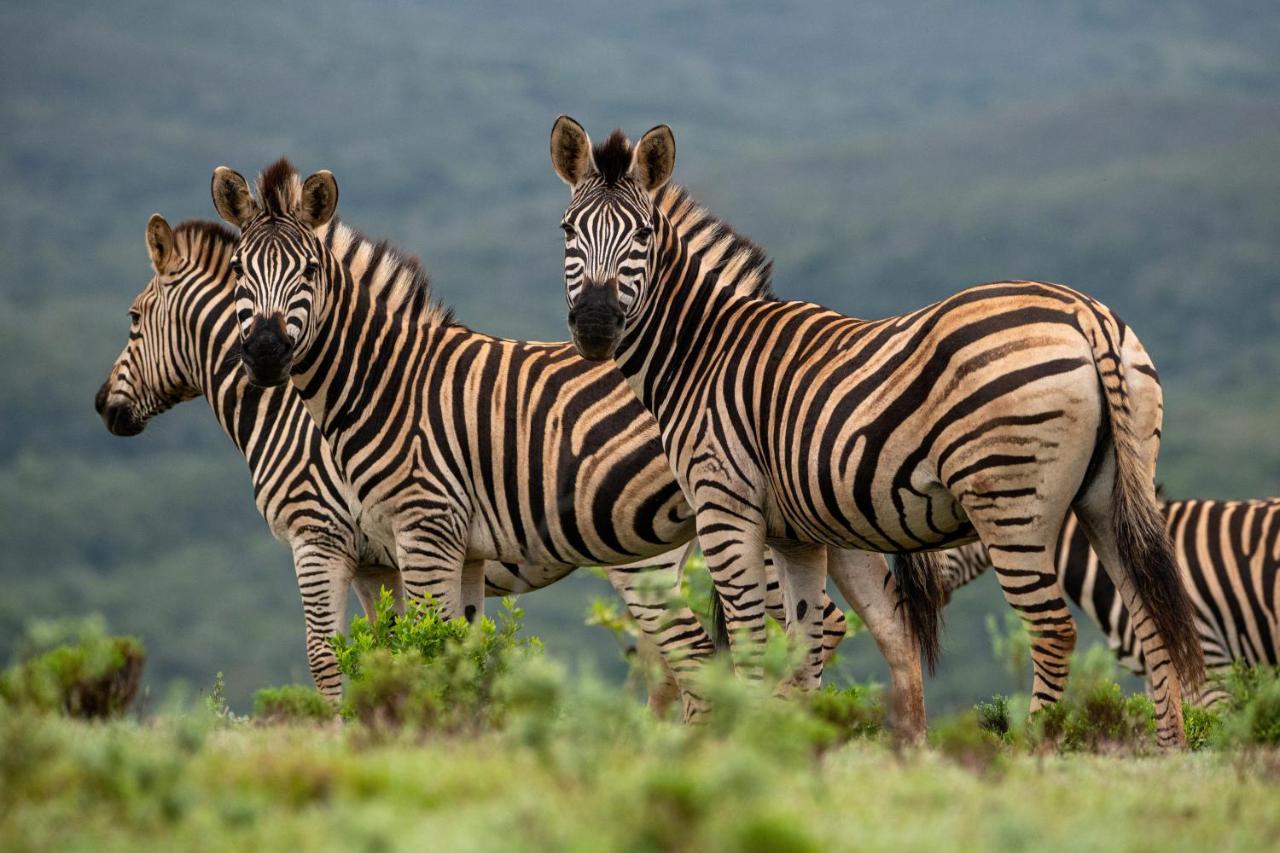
[560,223,576,240]
[634,226,653,242]
[128,310,140,324]
[229,258,243,276]
[303,261,318,279]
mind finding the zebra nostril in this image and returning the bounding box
[94,382,109,415]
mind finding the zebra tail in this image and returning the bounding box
[710,589,731,654]
[1090,330,1206,692]
[891,551,947,675]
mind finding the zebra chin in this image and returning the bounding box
[240,360,292,388]
[571,329,620,361]
[568,287,623,361]
[240,319,295,387]
[94,382,147,437]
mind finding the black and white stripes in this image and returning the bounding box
[208,160,914,719]
[549,118,1206,746]
[95,216,397,697]
[943,497,1280,705]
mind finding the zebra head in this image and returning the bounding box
[96,214,213,435]
[211,159,338,388]
[550,116,676,361]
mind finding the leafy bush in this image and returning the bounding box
[806,683,884,743]
[332,590,544,734]
[931,711,1006,776]
[0,616,144,719]
[1182,702,1222,750]
[975,694,1012,738]
[1026,678,1156,755]
[252,685,334,724]
[1216,666,1280,748]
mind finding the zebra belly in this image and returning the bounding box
[765,469,973,552]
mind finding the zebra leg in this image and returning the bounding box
[290,539,355,700]
[769,541,828,693]
[461,558,486,622]
[819,595,849,667]
[393,512,470,620]
[633,633,683,719]
[1072,497,1187,746]
[764,551,848,667]
[987,547,1077,711]
[352,563,404,618]
[695,506,770,680]
[603,542,715,720]
[826,548,927,744]
[763,552,787,623]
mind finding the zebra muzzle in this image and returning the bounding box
[240,315,294,387]
[568,286,623,361]
[95,380,145,436]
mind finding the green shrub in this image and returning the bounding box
[1216,668,1280,748]
[1183,702,1223,750]
[252,685,334,724]
[806,683,884,743]
[333,590,543,733]
[931,711,1006,776]
[0,617,145,719]
[975,694,1012,738]
[1027,681,1155,754]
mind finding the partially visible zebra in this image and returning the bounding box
[941,497,1280,705]
[546,118,1205,745]
[208,160,924,728]
[94,214,711,706]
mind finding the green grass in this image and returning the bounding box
[4,610,1280,851]
[2,704,1278,852]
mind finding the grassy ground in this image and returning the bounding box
[4,604,1279,852]
[3,709,1279,852]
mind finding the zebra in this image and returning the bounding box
[941,497,1280,706]
[205,161,931,726]
[546,117,1205,745]
[93,214,714,708]
[95,215,396,697]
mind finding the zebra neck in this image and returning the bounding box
[180,279,261,455]
[613,222,756,417]
[290,255,440,463]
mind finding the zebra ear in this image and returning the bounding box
[145,213,175,273]
[211,167,257,228]
[299,170,339,228]
[550,115,595,187]
[631,125,676,193]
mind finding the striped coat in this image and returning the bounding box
[943,497,1280,704]
[548,118,1204,745]
[207,163,904,719]
[96,216,718,705]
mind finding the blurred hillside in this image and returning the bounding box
[2,0,1277,708]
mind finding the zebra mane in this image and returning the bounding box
[592,130,633,186]
[654,184,775,301]
[322,218,458,329]
[172,219,237,252]
[256,158,302,218]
